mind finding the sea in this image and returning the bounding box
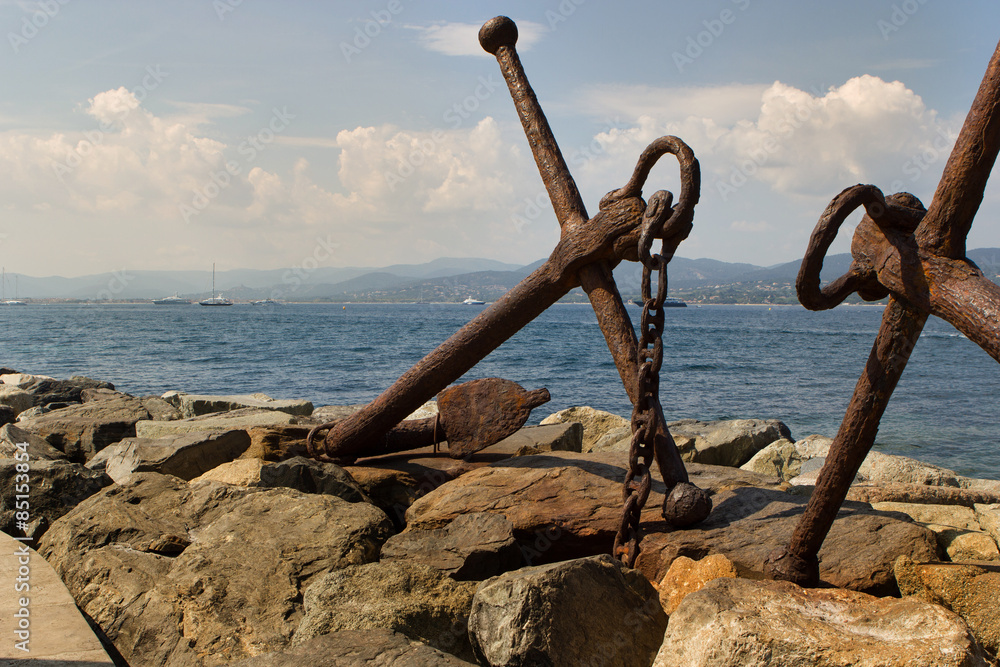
[1,302,997,480]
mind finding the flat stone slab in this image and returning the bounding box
[87,430,251,483]
[0,531,113,663]
[229,629,477,666]
[166,392,314,418]
[135,407,300,438]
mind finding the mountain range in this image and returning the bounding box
[5,250,999,304]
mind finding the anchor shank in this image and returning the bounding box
[917,39,1000,257]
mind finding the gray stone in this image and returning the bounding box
[80,387,128,402]
[294,560,478,662]
[139,395,183,421]
[310,403,366,423]
[0,459,111,540]
[169,392,314,418]
[975,503,1000,545]
[654,577,987,667]
[194,455,369,503]
[540,406,629,452]
[17,396,150,462]
[0,384,34,415]
[381,512,522,580]
[872,501,1000,562]
[859,450,961,487]
[794,434,833,458]
[135,406,301,438]
[478,422,583,457]
[669,418,792,467]
[89,429,251,482]
[590,424,632,452]
[469,554,667,667]
[39,473,393,666]
[25,375,116,407]
[229,630,477,666]
[739,438,802,480]
[0,422,67,460]
[0,404,14,426]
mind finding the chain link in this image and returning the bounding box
[615,191,674,568]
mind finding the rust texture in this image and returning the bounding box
[308,16,710,541]
[765,38,1000,587]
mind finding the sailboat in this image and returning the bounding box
[1,268,26,306]
[199,263,233,306]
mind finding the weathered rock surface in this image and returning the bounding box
[540,406,629,452]
[87,430,251,483]
[294,560,478,662]
[669,418,792,467]
[25,375,116,407]
[895,556,1000,659]
[0,371,52,388]
[634,485,939,596]
[793,433,833,458]
[135,406,301,438]
[478,422,583,457]
[469,554,667,667]
[740,438,802,481]
[0,422,67,460]
[0,459,111,540]
[873,501,1000,562]
[39,473,394,666]
[975,503,1000,545]
[653,577,987,667]
[848,483,1000,507]
[0,384,34,415]
[0,403,14,426]
[381,512,521,580]
[229,630,477,666]
[591,424,632,452]
[80,387,127,402]
[166,391,314,418]
[657,554,738,615]
[241,424,314,461]
[310,403,365,423]
[17,396,150,462]
[860,450,962,487]
[140,395,183,421]
[406,451,787,565]
[194,456,369,503]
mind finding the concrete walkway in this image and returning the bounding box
[0,531,114,665]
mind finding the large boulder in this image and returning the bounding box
[0,384,34,416]
[17,396,150,462]
[381,512,522,581]
[0,422,67,460]
[872,501,1000,562]
[975,503,1000,545]
[194,456,370,503]
[633,485,940,596]
[87,430,251,483]
[468,554,666,667]
[229,630,477,666]
[478,422,583,457]
[294,560,478,662]
[139,395,183,421]
[165,392,314,418]
[895,556,1000,659]
[39,473,394,666]
[669,418,792,467]
[24,375,115,407]
[540,406,629,452]
[0,459,111,540]
[654,577,987,667]
[241,424,315,461]
[740,438,802,481]
[135,407,302,439]
[657,554,738,615]
[859,450,962,487]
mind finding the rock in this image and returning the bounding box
[381,512,521,580]
[228,629,478,666]
[739,438,802,480]
[895,556,1000,659]
[540,406,629,452]
[406,399,439,420]
[848,484,1000,507]
[0,384,34,415]
[469,554,666,667]
[669,418,792,467]
[872,502,999,562]
[39,473,393,666]
[25,375,115,407]
[478,422,583,457]
[860,450,961,487]
[634,485,940,596]
[975,503,1000,545]
[139,395,183,421]
[87,429,251,483]
[17,396,150,462]
[294,560,478,662]
[961,477,1000,493]
[591,424,632,452]
[0,404,14,426]
[169,392,314,418]
[1,372,53,388]
[0,459,111,540]
[657,554,738,615]
[793,434,833,458]
[194,456,369,503]
[654,577,987,667]
[135,406,302,438]
[80,387,128,402]
[241,424,315,461]
[310,403,366,423]
[0,422,67,460]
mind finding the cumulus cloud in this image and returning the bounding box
[408,20,546,57]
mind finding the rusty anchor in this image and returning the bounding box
[309,16,712,560]
[764,38,1000,587]
[307,377,550,460]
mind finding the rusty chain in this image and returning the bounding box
[615,190,673,568]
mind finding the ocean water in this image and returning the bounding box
[1,302,996,480]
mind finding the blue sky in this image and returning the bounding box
[1,0,999,276]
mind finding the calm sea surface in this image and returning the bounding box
[1,303,997,480]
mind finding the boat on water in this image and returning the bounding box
[251,299,282,306]
[630,297,687,308]
[153,294,191,305]
[199,264,233,306]
[1,268,26,306]
[462,296,485,305]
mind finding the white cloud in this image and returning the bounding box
[408,20,546,57]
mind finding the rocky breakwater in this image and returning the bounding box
[0,370,997,665]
